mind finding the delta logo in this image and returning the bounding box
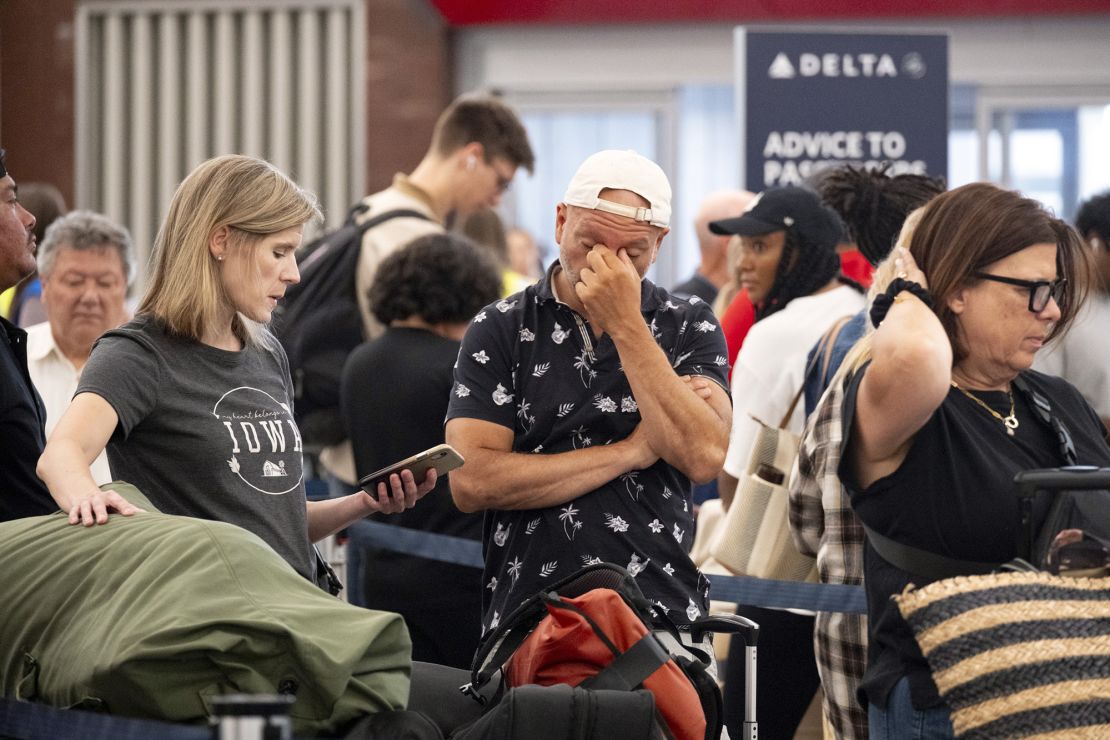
[768,52,927,80]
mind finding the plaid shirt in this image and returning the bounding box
[788,373,868,740]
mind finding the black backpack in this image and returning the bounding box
[273,203,432,450]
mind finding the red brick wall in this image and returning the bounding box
[0,0,453,202]
[363,0,454,193]
[0,0,78,204]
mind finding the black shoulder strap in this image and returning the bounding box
[355,206,433,233]
[1013,374,1078,466]
[861,521,1002,582]
[296,205,432,269]
[462,593,548,703]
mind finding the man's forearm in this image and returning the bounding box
[610,322,730,482]
[450,438,648,513]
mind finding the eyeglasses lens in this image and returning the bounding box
[1032,284,1051,312]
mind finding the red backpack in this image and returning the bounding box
[461,563,755,740]
[506,587,706,739]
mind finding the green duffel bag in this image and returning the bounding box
[0,482,411,736]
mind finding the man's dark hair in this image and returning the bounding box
[1076,190,1110,244]
[431,95,535,174]
[370,233,502,326]
[819,163,946,266]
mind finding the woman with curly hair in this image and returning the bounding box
[341,233,501,668]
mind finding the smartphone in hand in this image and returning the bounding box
[357,443,465,500]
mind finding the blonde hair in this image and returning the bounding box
[139,155,321,347]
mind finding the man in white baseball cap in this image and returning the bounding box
[446,149,733,673]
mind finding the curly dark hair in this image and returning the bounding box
[819,163,946,266]
[1076,190,1110,244]
[757,227,848,321]
[369,233,502,326]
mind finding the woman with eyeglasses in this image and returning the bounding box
[824,182,1110,738]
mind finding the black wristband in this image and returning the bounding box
[869,278,934,329]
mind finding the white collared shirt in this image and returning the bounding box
[26,322,113,485]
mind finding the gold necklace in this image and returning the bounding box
[951,380,1019,436]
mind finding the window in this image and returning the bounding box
[960,85,1110,219]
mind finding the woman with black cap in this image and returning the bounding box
[711,185,866,739]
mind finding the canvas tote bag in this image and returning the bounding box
[710,316,851,582]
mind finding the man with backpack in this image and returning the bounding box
[291,95,533,485]
[445,150,732,666]
[353,95,534,341]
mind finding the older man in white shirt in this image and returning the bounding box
[26,210,133,485]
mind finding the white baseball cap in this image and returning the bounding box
[562,150,672,229]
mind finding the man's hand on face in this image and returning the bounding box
[575,245,643,338]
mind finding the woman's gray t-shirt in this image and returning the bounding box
[78,315,314,579]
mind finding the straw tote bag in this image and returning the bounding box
[710,316,851,582]
[895,571,1110,739]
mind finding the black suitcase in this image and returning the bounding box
[1014,465,1110,567]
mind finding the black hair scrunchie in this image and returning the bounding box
[869,278,934,328]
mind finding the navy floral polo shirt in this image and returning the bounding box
[447,263,731,635]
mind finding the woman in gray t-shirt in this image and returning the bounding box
[37,155,435,582]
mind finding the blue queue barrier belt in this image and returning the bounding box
[345,519,867,615]
[0,699,211,740]
[705,574,867,614]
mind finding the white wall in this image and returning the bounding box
[458,16,1110,286]
[458,17,1110,92]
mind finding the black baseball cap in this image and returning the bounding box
[709,186,843,251]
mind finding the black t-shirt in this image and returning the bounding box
[340,327,484,668]
[671,273,718,304]
[840,366,1110,710]
[0,317,55,520]
[341,326,481,541]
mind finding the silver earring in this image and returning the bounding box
[216,255,224,261]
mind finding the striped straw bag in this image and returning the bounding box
[894,571,1110,739]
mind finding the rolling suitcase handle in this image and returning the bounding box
[1013,465,1110,560]
[689,614,759,740]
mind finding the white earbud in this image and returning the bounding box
[466,155,477,171]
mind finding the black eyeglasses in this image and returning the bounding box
[973,272,1067,313]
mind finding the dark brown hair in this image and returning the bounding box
[431,95,535,174]
[910,182,1092,363]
